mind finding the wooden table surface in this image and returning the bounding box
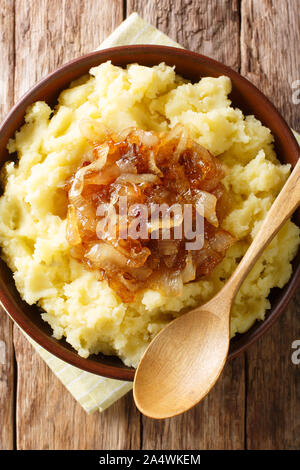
[0,0,299,450]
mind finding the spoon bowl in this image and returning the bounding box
[134,307,230,419]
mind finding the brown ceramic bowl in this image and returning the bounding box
[0,45,299,381]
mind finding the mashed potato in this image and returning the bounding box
[0,62,299,367]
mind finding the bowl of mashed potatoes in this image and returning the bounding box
[0,45,299,380]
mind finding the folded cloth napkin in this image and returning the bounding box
[17,12,300,414]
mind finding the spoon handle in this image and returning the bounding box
[217,157,300,305]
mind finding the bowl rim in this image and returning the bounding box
[0,44,299,381]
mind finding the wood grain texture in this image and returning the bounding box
[14,336,140,450]
[127,0,241,70]
[0,0,15,451]
[0,0,298,450]
[241,0,300,449]
[0,311,14,450]
[245,295,300,450]
[241,0,300,131]
[14,0,123,97]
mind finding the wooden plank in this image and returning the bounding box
[13,0,141,450]
[244,296,300,449]
[14,0,124,96]
[241,0,300,130]
[241,0,300,449]
[127,0,241,70]
[127,0,245,449]
[0,0,16,451]
[14,337,140,450]
[140,358,245,450]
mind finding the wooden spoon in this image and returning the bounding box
[133,158,300,419]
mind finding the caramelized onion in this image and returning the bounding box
[66,204,81,246]
[115,173,160,185]
[195,190,218,227]
[148,150,163,176]
[209,230,235,253]
[65,123,235,302]
[133,129,159,147]
[181,252,196,283]
[69,144,109,198]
